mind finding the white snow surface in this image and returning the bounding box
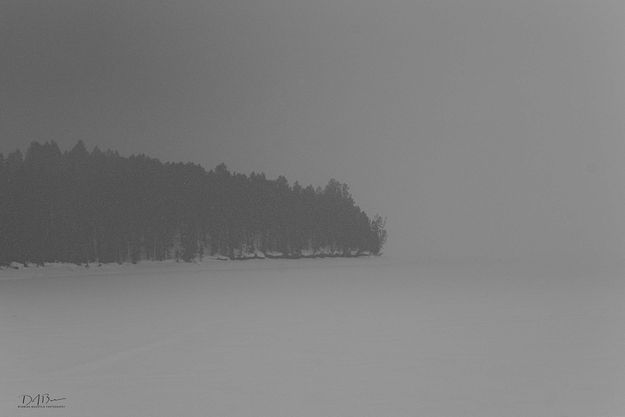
[1,257,624,416]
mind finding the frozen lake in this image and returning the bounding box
[1,257,624,416]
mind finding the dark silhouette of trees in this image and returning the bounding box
[0,141,387,266]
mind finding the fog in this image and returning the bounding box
[2,1,625,265]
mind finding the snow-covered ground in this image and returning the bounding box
[1,257,624,416]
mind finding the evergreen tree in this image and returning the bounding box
[0,141,387,265]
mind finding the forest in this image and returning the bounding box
[0,141,387,266]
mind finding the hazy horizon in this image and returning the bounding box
[2,0,625,265]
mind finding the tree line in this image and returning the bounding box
[0,141,387,266]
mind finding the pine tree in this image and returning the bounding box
[0,141,387,265]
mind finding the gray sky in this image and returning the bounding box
[2,0,625,263]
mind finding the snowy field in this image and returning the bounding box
[1,257,624,417]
